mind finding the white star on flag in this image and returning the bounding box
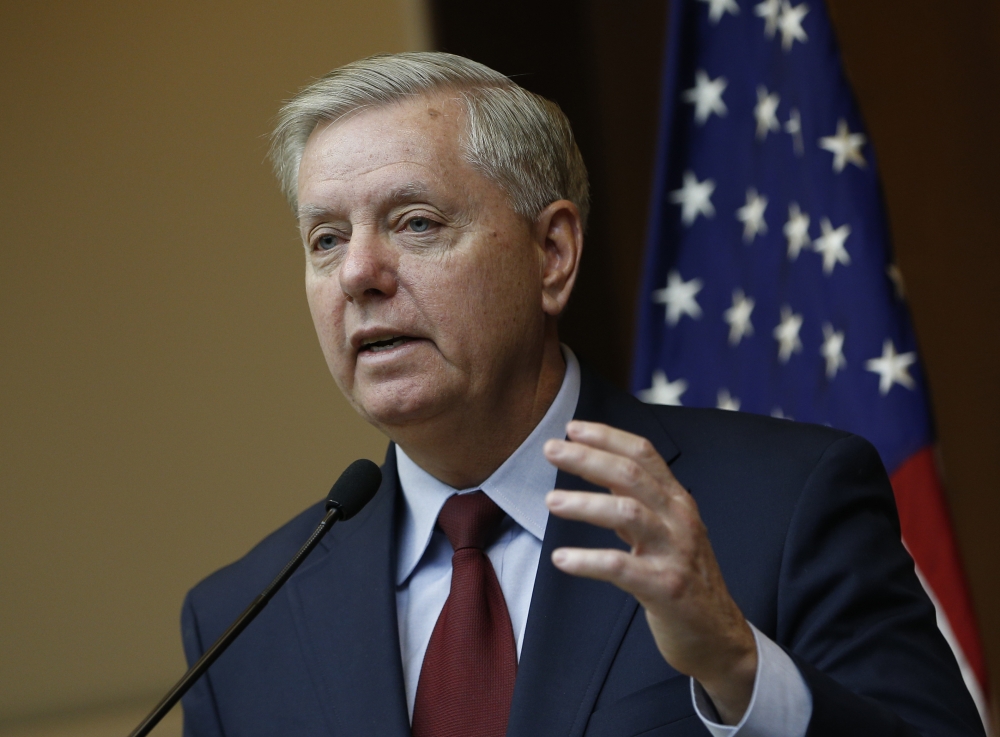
[770,407,793,420]
[887,263,906,300]
[638,370,689,406]
[813,217,852,274]
[773,306,803,363]
[754,86,781,141]
[717,388,741,411]
[670,170,717,226]
[784,202,811,259]
[785,107,804,156]
[820,323,847,379]
[755,0,781,38]
[684,69,728,125]
[737,188,769,243]
[724,288,755,345]
[653,270,704,325]
[700,0,740,24]
[777,1,809,51]
[819,118,867,173]
[865,339,917,395]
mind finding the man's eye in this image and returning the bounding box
[316,234,338,251]
[407,217,432,233]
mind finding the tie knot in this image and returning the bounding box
[437,492,506,552]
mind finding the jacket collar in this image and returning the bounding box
[287,446,412,737]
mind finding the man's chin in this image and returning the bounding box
[350,383,452,432]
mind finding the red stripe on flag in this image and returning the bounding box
[890,446,989,692]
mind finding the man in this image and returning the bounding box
[181,52,983,736]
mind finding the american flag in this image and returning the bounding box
[631,0,990,726]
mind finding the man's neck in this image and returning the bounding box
[388,339,567,489]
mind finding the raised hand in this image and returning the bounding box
[543,420,757,725]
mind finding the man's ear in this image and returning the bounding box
[535,199,583,317]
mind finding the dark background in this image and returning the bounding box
[431,0,999,724]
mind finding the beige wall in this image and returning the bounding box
[0,1,428,734]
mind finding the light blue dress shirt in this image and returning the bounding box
[394,347,810,735]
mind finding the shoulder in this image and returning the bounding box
[650,403,888,534]
[581,363,860,471]
[183,445,399,638]
[579,366,882,525]
[184,499,328,626]
[651,401,890,524]
[651,401,875,514]
[652,402,858,467]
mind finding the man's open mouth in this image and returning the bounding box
[361,336,413,353]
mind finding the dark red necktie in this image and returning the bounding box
[411,492,518,737]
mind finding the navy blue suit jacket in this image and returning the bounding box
[181,367,984,736]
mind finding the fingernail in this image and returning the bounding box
[546,490,565,508]
[552,549,567,565]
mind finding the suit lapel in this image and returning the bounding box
[286,448,412,737]
[507,366,681,737]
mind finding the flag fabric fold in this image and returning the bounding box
[631,0,990,726]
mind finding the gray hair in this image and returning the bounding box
[269,51,590,228]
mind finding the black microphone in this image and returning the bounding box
[128,459,382,737]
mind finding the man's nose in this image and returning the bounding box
[338,231,398,303]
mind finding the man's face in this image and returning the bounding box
[296,95,549,434]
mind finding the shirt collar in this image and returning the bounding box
[395,346,581,585]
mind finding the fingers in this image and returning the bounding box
[544,441,662,513]
[546,489,668,550]
[550,546,637,587]
[549,546,678,605]
[544,421,688,511]
[566,421,672,484]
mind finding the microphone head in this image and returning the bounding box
[325,459,382,520]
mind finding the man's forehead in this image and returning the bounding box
[295,94,489,216]
[299,97,469,184]
[304,94,465,165]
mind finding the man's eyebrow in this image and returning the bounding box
[380,181,433,206]
[297,182,435,223]
[297,204,336,222]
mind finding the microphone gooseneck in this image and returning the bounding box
[127,459,383,737]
